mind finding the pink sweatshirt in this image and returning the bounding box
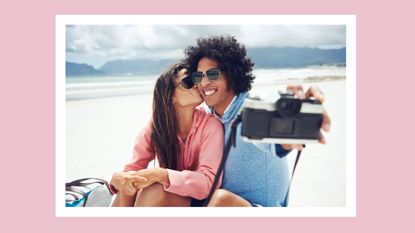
[114,108,224,200]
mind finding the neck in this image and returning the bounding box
[175,105,195,141]
[215,91,235,117]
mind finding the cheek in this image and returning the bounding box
[175,97,187,106]
[218,80,229,94]
[196,85,203,93]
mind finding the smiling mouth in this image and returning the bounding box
[203,88,217,96]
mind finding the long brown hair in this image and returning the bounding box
[151,63,186,170]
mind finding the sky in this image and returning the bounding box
[66,25,346,69]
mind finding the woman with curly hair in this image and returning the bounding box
[184,35,329,207]
[110,62,223,207]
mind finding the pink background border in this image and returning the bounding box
[2,0,413,231]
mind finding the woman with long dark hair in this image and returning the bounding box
[110,63,223,206]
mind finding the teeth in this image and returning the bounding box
[204,89,215,96]
[204,89,216,96]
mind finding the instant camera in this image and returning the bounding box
[240,92,324,144]
[204,92,325,205]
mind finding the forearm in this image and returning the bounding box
[163,169,215,200]
[132,168,170,188]
[150,168,170,186]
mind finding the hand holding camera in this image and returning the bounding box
[241,85,330,148]
[286,85,331,142]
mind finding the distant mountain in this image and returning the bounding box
[99,59,177,75]
[66,62,106,76]
[247,47,346,68]
[67,47,346,77]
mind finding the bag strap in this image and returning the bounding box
[203,114,304,207]
[66,186,87,197]
[282,148,303,206]
[65,178,111,206]
[66,178,109,188]
[66,186,88,206]
[204,115,242,206]
[66,192,81,202]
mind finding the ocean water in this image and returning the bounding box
[65,66,346,101]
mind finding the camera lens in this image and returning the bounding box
[281,100,295,110]
[277,98,301,118]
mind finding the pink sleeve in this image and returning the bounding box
[109,122,155,194]
[163,117,224,200]
[123,122,155,172]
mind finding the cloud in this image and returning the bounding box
[66,25,345,68]
[238,25,346,48]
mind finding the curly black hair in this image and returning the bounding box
[183,35,255,95]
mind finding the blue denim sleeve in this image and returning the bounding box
[275,144,291,157]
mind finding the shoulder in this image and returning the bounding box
[142,120,153,134]
[194,108,222,136]
[136,120,153,140]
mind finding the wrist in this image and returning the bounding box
[153,168,168,185]
[281,144,292,151]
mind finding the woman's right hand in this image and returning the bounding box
[110,171,148,196]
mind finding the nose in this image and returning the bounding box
[199,75,211,87]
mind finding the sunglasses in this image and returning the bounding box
[176,75,194,89]
[191,68,221,84]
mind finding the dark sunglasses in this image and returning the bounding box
[177,75,194,89]
[191,68,221,84]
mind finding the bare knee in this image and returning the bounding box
[112,192,137,207]
[134,183,167,207]
[208,189,233,206]
[111,185,138,207]
[207,189,251,207]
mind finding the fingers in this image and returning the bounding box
[132,176,148,183]
[305,85,325,103]
[115,172,147,195]
[303,85,330,132]
[132,180,152,189]
[319,111,330,144]
[287,85,304,93]
[125,186,137,196]
[301,85,331,132]
[287,85,325,102]
[120,174,147,185]
[132,181,147,189]
[287,85,305,99]
[319,132,327,144]
[322,110,331,132]
[286,85,330,146]
[128,176,147,187]
[281,144,304,151]
[126,170,137,176]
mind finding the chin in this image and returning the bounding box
[204,99,216,108]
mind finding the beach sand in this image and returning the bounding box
[65,79,346,207]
